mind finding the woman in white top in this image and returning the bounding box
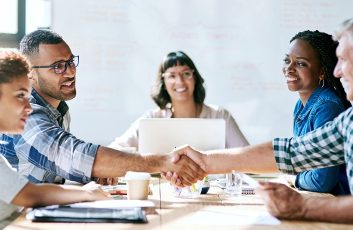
[109,51,248,149]
[0,51,108,223]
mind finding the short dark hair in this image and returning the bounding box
[0,51,30,96]
[151,51,206,109]
[20,29,63,57]
[290,30,351,109]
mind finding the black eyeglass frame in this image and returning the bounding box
[32,55,79,74]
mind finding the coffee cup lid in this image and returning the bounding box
[125,171,151,180]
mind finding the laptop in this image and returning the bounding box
[138,118,225,154]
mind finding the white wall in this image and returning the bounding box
[51,0,353,145]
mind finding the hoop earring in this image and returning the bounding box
[319,79,325,88]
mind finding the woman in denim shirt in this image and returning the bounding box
[283,30,351,195]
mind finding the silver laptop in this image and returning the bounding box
[138,118,225,154]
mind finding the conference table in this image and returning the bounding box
[4,178,353,230]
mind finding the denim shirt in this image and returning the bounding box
[293,86,350,195]
[0,89,99,183]
[273,107,353,193]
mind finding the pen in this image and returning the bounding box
[191,183,197,192]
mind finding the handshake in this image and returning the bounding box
[160,145,208,187]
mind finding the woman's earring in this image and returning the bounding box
[319,78,325,88]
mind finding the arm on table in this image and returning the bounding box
[257,182,353,223]
[12,182,109,208]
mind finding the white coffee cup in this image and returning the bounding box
[124,171,151,200]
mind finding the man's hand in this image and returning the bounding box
[161,148,207,187]
[256,182,307,219]
[172,145,207,170]
[82,181,111,200]
[161,145,207,187]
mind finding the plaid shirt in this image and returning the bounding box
[0,89,99,183]
[273,107,353,193]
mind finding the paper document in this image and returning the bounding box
[187,208,280,225]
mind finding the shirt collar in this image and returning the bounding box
[297,87,325,120]
[30,89,69,121]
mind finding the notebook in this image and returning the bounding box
[27,206,147,223]
[138,118,225,153]
[26,200,154,223]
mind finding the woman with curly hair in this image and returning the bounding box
[283,30,351,195]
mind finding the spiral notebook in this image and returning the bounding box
[241,184,256,195]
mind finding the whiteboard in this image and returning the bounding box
[51,0,353,145]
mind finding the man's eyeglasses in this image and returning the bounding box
[32,55,79,74]
[162,70,194,83]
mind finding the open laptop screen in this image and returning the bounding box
[138,118,225,154]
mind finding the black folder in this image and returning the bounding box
[26,206,147,223]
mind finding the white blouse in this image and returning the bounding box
[0,155,28,221]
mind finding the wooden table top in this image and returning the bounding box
[3,179,353,230]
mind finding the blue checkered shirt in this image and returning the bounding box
[0,89,99,183]
[273,107,353,193]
